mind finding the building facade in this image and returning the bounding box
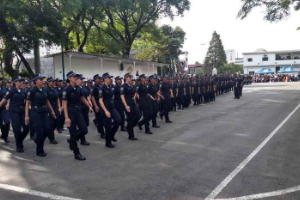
[20,52,168,79]
[243,49,300,75]
[225,49,236,64]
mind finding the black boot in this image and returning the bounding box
[74,152,86,161]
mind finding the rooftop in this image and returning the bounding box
[44,51,169,67]
[243,49,300,55]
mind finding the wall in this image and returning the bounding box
[53,55,158,80]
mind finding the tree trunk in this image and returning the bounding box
[3,49,17,78]
[34,41,41,74]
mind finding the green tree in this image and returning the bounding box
[100,0,190,57]
[219,63,243,74]
[204,31,227,75]
[0,0,63,77]
[237,0,298,22]
[132,24,186,75]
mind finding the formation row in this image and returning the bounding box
[0,73,245,161]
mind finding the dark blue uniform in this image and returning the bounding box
[62,85,88,155]
[92,84,105,138]
[120,83,141,139]
[99,85,121,146]
[114,84,126,130]
[137,83,152,133]
[27,86,51,155]
[0,86,10,141]
[148,83,159,127]
[159,82,172,122]
[55,87,64,132]
[79,86,90,143]
[5,87,29,150]
[46,86,59,142]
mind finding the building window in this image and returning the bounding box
[262,56,268,61]
[248,58,253,62]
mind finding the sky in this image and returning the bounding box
[160,0,300,64]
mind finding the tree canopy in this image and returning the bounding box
[238,0,300,22]
[0,0,190,78]
[204,31,227,75]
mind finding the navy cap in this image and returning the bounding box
[67,71,80,78]
[55,78,63,82]
[87,79,93,83]
[13,77,25,82]
[124,73,132,79]
[102,72,113,79]
[31,74,46,81]
[47,77,55,82]
[139,74,146,79]
[93,74,103,80]
[24,80,29,84]
[79,74,86,80]
[6,80,12,83]
[115,76,123,81]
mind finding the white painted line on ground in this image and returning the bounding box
[214,185,300,200]
[204,102,300,200]
[0,183,82,200]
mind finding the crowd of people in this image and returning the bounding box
[0,73,245,161]
[252,74,300,83]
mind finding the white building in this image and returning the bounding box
[243,49,300,75]
[24,41,61,59]
[225,49,236,63]
[20,52,168,79]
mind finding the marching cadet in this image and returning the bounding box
[137,74,153,135]
[28,80,35,139]
[45,77,59,145]
[6,80,13,91]
[63,71,93,161]
[158,76,173,123]
[192,77,199,106]
[114,76,127,132]
[120,73,141,140]
[176,78,185,110]
[185,78,192,108]
[170,77,177,112]
[55,79,64,133]
[0,77,11,143]
[148,75,160,128]
[0,77,29,152]
[25,75,56,157]
[99,73,121,148]
[77,75,91,146]
[91,74,105,139]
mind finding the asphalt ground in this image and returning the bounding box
[1,82,300,200]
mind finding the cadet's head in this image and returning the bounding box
[56,79,62,87]
[76,75,85,86]
[124,73,133,84]
[102,73,113,85]
[13,77,25,88]
[93,74,103,85]
[139,74,146,83]
[115,76,123,85]
[66,71,80,85]
[47,77,55,87]
[32,75,46,87]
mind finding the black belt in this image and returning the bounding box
[33,106,46,109]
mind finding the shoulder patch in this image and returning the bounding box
[62,91,67,99]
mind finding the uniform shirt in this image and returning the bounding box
[171,83,177,96]
[99,85,114,109]
[46,87,59,106]
[159,82,171,98]
[55,87,63,104]
[4,87,26,109]
[148,83,158,98]
[113,84,122,103]
[27,86,48,107]
[136,83,148,100]
[0,86,8,109]
[120,83,136,106]
[193,82,199,94]
[62,85,83,107]
[177,82,184,94]
[185,82,191,94]
[91,84,102,107]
